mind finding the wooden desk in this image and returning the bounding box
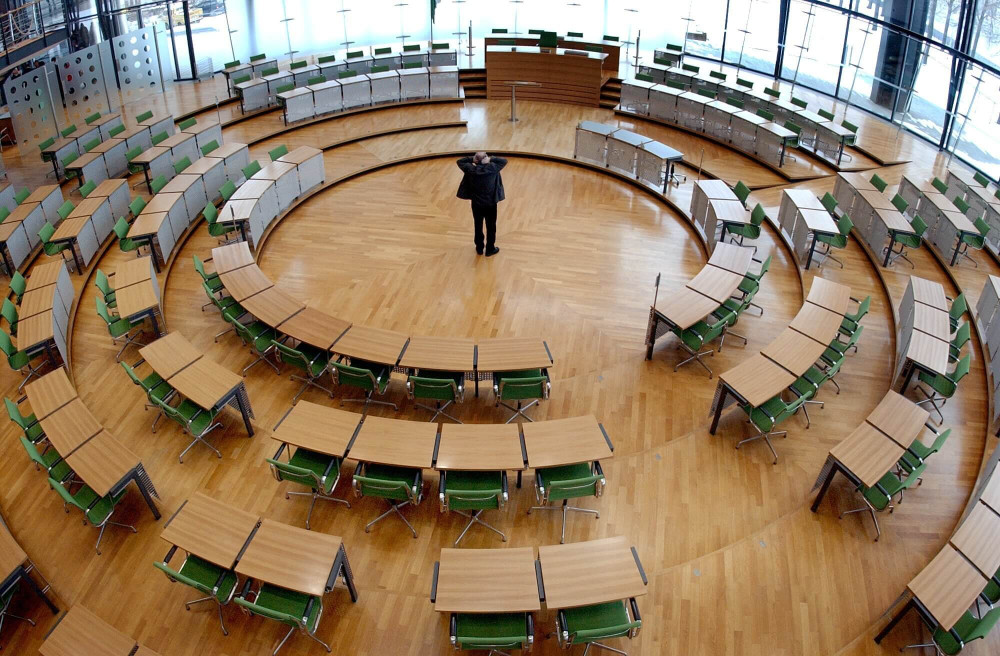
[910,276,948,310]
[19,285,58,320]
[25,259,63,290]
[520,415,611,469]
[686,266,744,304]
[39,605,136,656]
[139,332,202,379]
[905,330,950,377]
[161,492,260,569]
[789,303,843,343]
[115,256,154,288]
[17,310,55,352]
[24,368,76,420]
[476,337,553,373]
[64,431,140,497]
[212,241,254,274]
[0,517,26,576]
[707,242,754,274]
[537,536,646,609]
[277,307,351,351]
[239,285,305,326]
[913,303,949,340]
[829,423,903,488]
[711,199,749,227]
[806,277,852,315]
[131,146,169,166]
[24,185,61,206]
[272,401,361,457]
[433,547,540,613]
[231,179,275,202]
[865,391,929,448]
[332,324,409,366]
[399,335,475,372]
[761,328,827,375]
[908,546,986,630]
[219,265,274,302]
[436,423,525,471]
[236,519,342,597]
[950,503,1000,578]
[979,463,1000,515]
[348,414,437,468]
[652,287,722,332]
[40,398,101,456]
[858,189,894,210]
[142,192,184,216]
[169,357,242,411]
[115,282,160,332]
[485,46,607,107]
[718,354,796,408]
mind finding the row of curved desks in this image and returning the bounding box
[709,277,853,433]
[897,276,951,394]
[18,260,73,368]
[0,185,63,275]
[211,242,553,396]
[0,508,57,615]
[40,605,161,656]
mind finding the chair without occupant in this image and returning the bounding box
[120,361,174,432]
[554,598,642,655]
[439,470,507,545]
[353,462,423,537]
[885,214,926,268]
[913,353,970,423]
[234,582,331,654]
[47,476,136,555]
[737,394,806,464]
[96,296,146,361]
[152,395,225,463]
[267,444,350,529]
[6,396,44,444]
[840,461,925,541]
[153,553,238,635]
[529,460,604,544]
[901,607,1000,655]
[331,359,397,413]
[0,329,46,391]
[407,371,464,423]
[814,214,852,269]
[493,369,549,423]
[271,339,333,404]
[450,612,533,656]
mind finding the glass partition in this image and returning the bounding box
[724,0,780,74]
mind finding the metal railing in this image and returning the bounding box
[0,0,45,54]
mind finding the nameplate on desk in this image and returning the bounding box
[564,50,589,57]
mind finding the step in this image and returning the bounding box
[599,99,619,109]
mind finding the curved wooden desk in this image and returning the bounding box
[485,46,608,107]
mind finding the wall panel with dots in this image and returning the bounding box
[113,26,163,105]
[4,63,59,155]
[55,42,113,126]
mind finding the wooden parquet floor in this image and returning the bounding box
[0,88,997,656]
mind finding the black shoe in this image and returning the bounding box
[485,247,500,257]
[476,248,483,255]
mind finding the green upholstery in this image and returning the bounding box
[177,117,197,131]
[83,137,100,152]
[756,108,774,121]
[153,395,224,462]
[151,131,168,146]
[671,315,729,376]
[307,75,327,85]
[736,77,753,88]
[220,180,237,201]
[973,171,991,187]
[817,108,835,120]
[173,156,191,174]
[368,66,389,74]
[20,436,71,481]
[887,215,926,267]
[119,360,173,434]
[38,137,55,162]
[242,160,261,180]
[814,215,852,268]
[9,271,26,303]
[557,600,640,650]
[135,110,154,123]
[201,140,220,156]
[763,87,780,98]
[0,328,41,384]
[346,50,363,58]
[153,554,237,614]
[353,462,422,536]
[922,607,1000,655]
[205,202,239,241]
[402,45,420,51]
[1,299,17,336]
[259,67,279,77]
[267,445,349,529]
[915,353,970,423]
[269,144,289,161]
[407,371,464,422]
[666,80,686,90]
[696,88,716,100]
[6,397,44,444]
[603,35,619,41]
[726,96,744,109]
[47,476,134,554]
[150,175,168,194]
[84,112,101,124]
[531,461,604,543]
[790,96,807,109]
[224,59,241,68]
[14,187,30,205]
[682,63,699,73]
[493,369,548,422]
[932,177,948,194]
[234,583,324,653]
[440,470,506,544]
[331,359,395,411]
[839,296,871,337]
[79,179,97,198]
[953,196,971,214]
[635,73,654,83]
[783,121,801,148]
[899,428,951,474]
[96,296,145,347]
[841,119,858,145]
[115,216,148,254]
[890,193,908,214]
[272,340,333,402]
[842,462,926,540]
[39,222,72,260]
[275,83,295,95]
[61,151,80,180]
[738,394,806,464]
[338,70,358,79]
[61,124,77,138]
[231,319,279,375]
[57,200,75,221]
[233,75,250,85]
[108,124,125,138]
[950,293,967,332]
[733,181,751,207]
[453,612,531,652]
[126,146,144,175]
[709,70,726,81]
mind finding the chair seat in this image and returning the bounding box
[350,358,391,393]
[8,349,33,370]
[563,600,631,641]
[81,486,126,525]
[538,462,592,485]
[39,445,72,481]
[446,470,502,510]
[288,448,339,493]
[176,399,218,431]
[746,395,787,430]
[358,464,418,499]
[108,316,144,338]
[43,241,71,256]
[179,554,238,602]
[255,584,321,631]
[455,612,528,648]
[893,233,921,248]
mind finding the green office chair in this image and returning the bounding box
[234,582,331,654]
[13,187,30,205]
[634,73,654,83]
[734,254,771,316]
[973,171,992,187]
[38,136,56,168]
[822,325,863,365]
[259,67,279,77]
[5,396,44,444]
[885,214,926,268]
[913,353,970,423]
[19,436,71,481]
[79,179,96,198]
[0,329,46,391]
[126,146,146,188]
[711,286,755,348]
[153,395,225,462]
[114,216,150,257]
[949,292,968,334]
[331,359,397,413]
[96,296,146,361]
[193,254,224,308]
[120,360,174,432]
[82,137,100,153]
[932,177,948,194]
[151,131,169,146]
[787,366,826,427]
[820,192,843,220]
[242,160,262,180]
[154,552,238,636]
[817,108,835,121]
[440,470,507,545]
[177,117,197,131]
[39,223,74,271]
[756,108,774,121]
[231,318,280,375]
[204,202,240,244]
[493,369,550,423]
[271,339,333,403]
[737,394,807,464]
[671,316,729,377]
[307,75,327,85]
[202,281,246,342]
[954,216,989,267]
[725,202,765,251]
[840,460,926,541]
[814,214,852,269]
[267,443,350,529]
[60,151,79,182]
[898,426,951,477]
[736,77,753,88]
[841,120,859,148]
[353,462,423,537]
[450,612,533,655]
[554,598,642,655]
[47,476,136,555]
[61,124,77,139]
[1,299,17,336]
[839,296,871,339]
[953,196,971,215]
[108,124,125,138]
[528,460,605,543]
[732,181,751,208]
[220,181,237,201]
[201,140,220,156]
[174,156,192,175]
[269,145,289,161]
[890,193,909,216]
[135,110,154,123]
[869,173,887,193]
[150,175,168,194]
[406,371,464,423]
[948,321,970,363]
[9,271,26,305]
[131,195,148,220]
[726,96,744,110]
[901,607,1000,655]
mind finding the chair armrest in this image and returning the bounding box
[161,544,178,566]
[526,613,535,651]
[430,561,440,602]
[412,470,423,501]
[352,462,364,497]
[438,472,446,512]
[501,471,509,504]
[302,596,315,624]
[321,455,338,481]
[212,569,228,595]
[272,405,296,431]
[240,577,255,600]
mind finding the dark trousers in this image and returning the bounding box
[471,202,497,251]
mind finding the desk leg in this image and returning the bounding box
[143,167,152,195]
[236,385,255,436]
[148,311,161,337]
[331,545,359,602]
[475,376,479,398]
[517,470,522,489]
[50,158,61,180]
[899,363,916,396]
[810,462,844,512]
[1,246,13,278]
[709,385,729,435]
[805,234,818,270]
[21,568,58,614]
[509,86,518,123]
[883,232,894,268]
[70,245,84,275]
[239,222,248,244]
[875,598,915,644]
[950,237,961,267]
[132,469,161,520]
[779,141,786,167]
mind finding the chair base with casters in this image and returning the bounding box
[14,357,48,393]
[528,498,599,544]
[673,341,715,376]
[552,598,641,656]
[452,509,506,546]
[838,492,893,542]
[234,583,331,655]
[416,399,460,423]
[353,463,422,538]
[815,242,843,269]
[154,552,238,636]
[954,240,979,267]
[179,423,224,463]
[494,370,549,423]
[736,428,786,465]
[365,499,416,537]
[499,398,539,424]
[914,384,948,423]
[287,371,333,404]
[883,242,915,268]
[341,388,399,413]
[284,487,351,531]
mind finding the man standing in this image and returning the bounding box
[457,151,508,256]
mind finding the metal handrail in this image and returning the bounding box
[0,0,44,53]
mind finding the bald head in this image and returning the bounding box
[474,151,490,164]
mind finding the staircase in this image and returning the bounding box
[460,68,486,99]
[600,78,622,109]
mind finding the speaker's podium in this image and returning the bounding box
[485,45,609,107]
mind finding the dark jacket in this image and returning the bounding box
[456,156,507,206]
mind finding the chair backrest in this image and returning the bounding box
[174,156,191,174]
[733,181,751,205]
[756,108,774,121]
[953,196,970,214]
[307,75,327,85]
[603,34,619,41]
[266,456,325,489]
[408,375,458,402]
[975,216,990,238]
[177,117,196,130]
[220,181,237,201]
[950,292,967,321]
[61,151,78,168]
[233,590,307,628]
[193,254,211,282]
[113,216,130,240]
[758,254,772,278]
[973,171,991,187]
[444,472,502,510]
[57,200,75,221]
[204,202,218,225]
[817,108,835,120]
[783,121,801,136]
[837,214,854,237]
[567,31,584,38]
[790,96,807,109]
[911,214,928,237]
[890,193,908,214]
[932,177,948,194]
[0,329,16,359]
[150,175,168,194]
[331,361,377,391]
[135,110,154,123]
[653,58,671,67]
[232,74,251,85]
[736,77,753,88]
[95,269,114,297]
[151,131,168,146]
[665,80,686,90]
[10,271,26,300]
[368,66,389,75]
[354,469,417,501]
[497,373,547,401]
[79,180,97,198]
[20,436,49,469]
[709,70,726,81]
[83,138,100,152]
[821,192,838,215]
[48,476,85,511]
[225,58,242,68]
[696,88,716,100]
[269,144,289,161]
[119,361,148,390]
[544,467,604,501]
[750,203,766,226]
[14,187,30,205]
[1,298,17,329]
[666,43,683,52]
[726,97,744,109]
[953,321,971,350]
[950,353,971,386]
[5,396,29,430]
[275,83,295,94]
[152,561,213,596]
[249,53,267,62]
[763,87,780,98]
[129,196,147,217]
[0,207,8,224]
[272,340,310,371]
[635,73,654,83]
[682,63,699,73]
[317,54,338,64]
[339,70,358,79]
[126,145,142,163]
[38,222,55,244]
[95,296,115,327]
[38,136,54,151]
[242,160,262,180]
[61,124,77,138]
[108,124,125,138]
[201,140,220,156]
[842,119,858,134]
[260,67,279,77]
